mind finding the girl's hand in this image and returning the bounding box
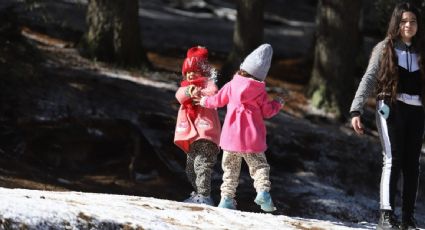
[191,87,201,98]
[274,96,285,105]
[274,89,290,105]
[351,116,364,135]
[192,96,201,105]
[278,89,290,101]
[186,85,201,98]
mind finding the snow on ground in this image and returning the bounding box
[0,187,376,230]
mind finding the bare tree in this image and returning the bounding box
[219,0,264,86]
[307,0,362,120]
[82,0,150,68]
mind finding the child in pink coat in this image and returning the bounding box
[174,46,221,205]
[199,44,284,212]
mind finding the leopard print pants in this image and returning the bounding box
[220,151,271,199]
[186,139,219,196]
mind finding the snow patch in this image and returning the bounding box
[0,187,378,229]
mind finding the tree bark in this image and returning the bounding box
[219,0,264,86]
[307,0,361,120]
[83,0,150,68]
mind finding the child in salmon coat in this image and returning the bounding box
[174,46,221,205]
[198,44,284,212]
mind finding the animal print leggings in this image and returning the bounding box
[186,139,219,196]
[220,151,271,199]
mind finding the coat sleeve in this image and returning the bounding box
[175,86,191,105]
[349,40,385,115]
[201,80,218,96]
[202,83,230,109]
[258,92,282,119]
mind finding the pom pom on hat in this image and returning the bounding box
[182,46,209,77]
[240,44,273,81]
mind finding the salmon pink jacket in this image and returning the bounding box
[201,74,282,153]
[174,80,221,153]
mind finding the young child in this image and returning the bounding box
[174,46,221,206]
[198,44,284,212]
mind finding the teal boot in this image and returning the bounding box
[218,196,236,210]
[254,191,276,212]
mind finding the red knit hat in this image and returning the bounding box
[182,46,209,77]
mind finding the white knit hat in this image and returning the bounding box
[240,44,273,81]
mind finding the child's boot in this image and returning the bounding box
[218,196,236,210]
[183,191,197,203]
[184,192,214,206]
[254,191,276,212]
[192,194,214,206]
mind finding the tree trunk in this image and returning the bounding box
[307,0,361,120]
[219,0,264,86]
[83,0,150,68]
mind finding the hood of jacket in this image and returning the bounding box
[229,74,266,104]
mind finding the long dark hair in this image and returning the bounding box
[377,2,425,102]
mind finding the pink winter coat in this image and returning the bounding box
[201,74,282,153]
[174,80,221,153]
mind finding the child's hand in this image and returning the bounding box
[192,96,201,105]
[186,85,201,98]
[275,89,290,105]
[274,96,285,105]
[278,88,290,101]
[191,86,201,98]
[275,90,289,105]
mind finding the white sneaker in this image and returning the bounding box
[183,191,197,203]
[184,192,214,206]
